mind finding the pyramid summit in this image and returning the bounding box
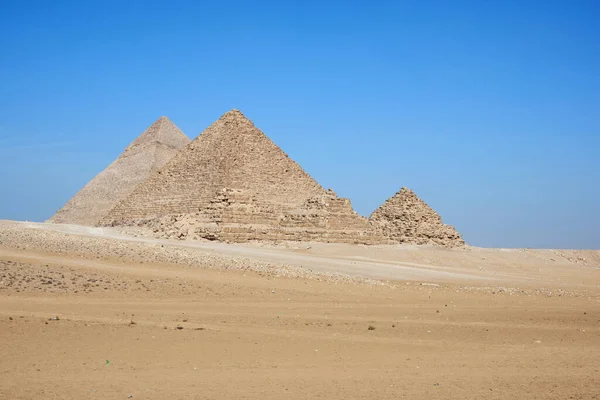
[101,110,377,243]
[120,116,190,163]
[369,187,465,247]
[48,116,190,226]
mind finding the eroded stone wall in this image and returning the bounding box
[115,188,383,244]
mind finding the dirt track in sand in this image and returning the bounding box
[0,221,599,399]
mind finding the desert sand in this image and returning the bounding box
[1,220,598,399]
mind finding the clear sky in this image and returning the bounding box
[0,0,598,249]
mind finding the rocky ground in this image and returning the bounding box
[0,220,599,399]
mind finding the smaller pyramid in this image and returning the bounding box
[48,116,190,226]
[369,187,465,247]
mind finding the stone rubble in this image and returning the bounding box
[369,187,465,247]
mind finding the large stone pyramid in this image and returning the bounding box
[369,187,465,247]
[48,116,190,226]
[101,110,377,243]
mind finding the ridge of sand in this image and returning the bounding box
[3,220,599,291]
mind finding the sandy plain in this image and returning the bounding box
[0,220,599,399]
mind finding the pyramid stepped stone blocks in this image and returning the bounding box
[369,187,465,247]
[101,110,380,244]
[48,117,190,226]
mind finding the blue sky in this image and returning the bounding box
[0,0,598,249]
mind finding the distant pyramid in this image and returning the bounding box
[101,110,377,243]
[48,116,190,226]
[369,187,464,247]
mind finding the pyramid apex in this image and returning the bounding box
[213,109,255,129]
[123,116,189,157]
[221,108,246,118]
[397,186,414,195]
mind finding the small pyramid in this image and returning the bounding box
[101,110,376,243]
[48,116,190,226]
[369,187,465,247]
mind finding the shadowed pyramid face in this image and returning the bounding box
[48,117,190,226]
